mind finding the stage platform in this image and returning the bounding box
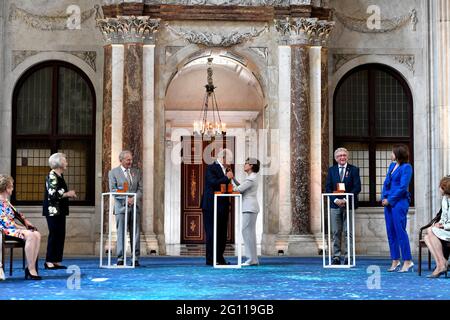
[0,256,448,300]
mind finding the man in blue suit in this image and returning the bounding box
[325,147,361,265]
[201,148,234,266]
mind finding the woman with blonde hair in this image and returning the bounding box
[0,174,41,280]
[423,176,450,278]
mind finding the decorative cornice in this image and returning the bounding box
[165,23,268,47]
[334,8,417,33]
[144,0,291,6]
[12,50,97,71]
[333,53,415,73]
[96,15,161,44]
[8,4,95,31]
[274,17,335,46]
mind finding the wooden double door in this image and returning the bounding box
[180,136,235,244]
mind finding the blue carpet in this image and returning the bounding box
[0,257,448,300]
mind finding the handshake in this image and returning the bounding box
[225,166,234,179]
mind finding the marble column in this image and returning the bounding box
[290,44,311,234]
[96,15,160,254]
[278,45,292,235]
[430,0,450,212]
[111,44,125,169]
[321,47,330,191]
[102,45,112,197]
[123,43,143,167]
[309,46,322,236]
[142,43,161,254]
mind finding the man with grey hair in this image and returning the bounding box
[325,147,361,265]
[108,150,143,266]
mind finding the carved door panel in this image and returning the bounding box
[181,136,235,244]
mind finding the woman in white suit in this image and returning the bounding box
[233,158,260,266]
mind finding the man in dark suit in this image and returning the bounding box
[325,147,361,265]
[201,148,234,266]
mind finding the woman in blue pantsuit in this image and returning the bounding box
[381,144,414,273]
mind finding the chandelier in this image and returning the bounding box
[193,57,226,137]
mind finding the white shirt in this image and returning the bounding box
[334,163,348,204]
[216,159,226,175]
[121,165,132,184]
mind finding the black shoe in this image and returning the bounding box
[117,261,124,266]
[134,261,140,267]
[44,262,58,270]
[25,268,42,280]
[344,258,349,265]
[331,257,341,265]
[217,260,230,265]
[54,264,67,269]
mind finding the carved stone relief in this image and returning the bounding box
[8,4,96,31]
[12,50,97,71]
[165,23,268,47]
[333,53,415,74]
[96,15,161,44]
[143,0,291,6]
[334,8,417,33]
[274,17,335,46]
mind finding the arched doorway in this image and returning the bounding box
[164,49,265,251]
[333,63,414,207]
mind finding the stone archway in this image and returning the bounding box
[163,49,266,253]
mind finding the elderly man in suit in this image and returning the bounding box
[201,148,234,266]
[233,158,261,266]
[108,150,143,266]
[325,147,361,265]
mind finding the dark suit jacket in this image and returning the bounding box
[201,161,230,212]
[325,163,361,209]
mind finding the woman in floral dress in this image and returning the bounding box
[0,174,41,280]
[43,153,77,270]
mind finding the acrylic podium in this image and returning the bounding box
[100,192,137,268]
[321,193,356,268]
[213,193,242,268]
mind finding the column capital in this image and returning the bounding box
[96,16,161,45]
[274,17,335,46]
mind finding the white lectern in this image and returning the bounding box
[100,192,137,268]
[213,193,242,268]
[321,193,356,268]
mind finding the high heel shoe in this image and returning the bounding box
[398,262,414,273]
[25,268,42,280]
[387,261,401,272]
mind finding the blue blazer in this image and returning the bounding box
[382,162,413,207]
[325,164,361,209]
[201,161,231,212]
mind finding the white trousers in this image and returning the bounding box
[242,212,258,263]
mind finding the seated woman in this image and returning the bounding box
[424,176,450,278]
[0,174,42,280]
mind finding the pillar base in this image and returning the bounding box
[261,233,319,256]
